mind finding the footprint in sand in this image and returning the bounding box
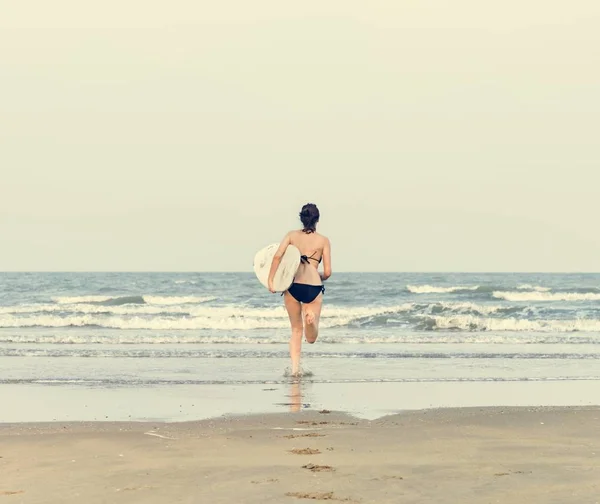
[283,433,326,439]
[302,463,335,473]
[289,448,321,455]
[285,492,357,502]
[0,491,25,496]
[286,491,334,500]
[117,486,157,492]
[494,470,532,477]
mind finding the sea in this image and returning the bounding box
[1,272,599,422]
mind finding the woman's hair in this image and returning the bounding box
[299,203,319,233]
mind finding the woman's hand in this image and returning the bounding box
[268,280,276,293]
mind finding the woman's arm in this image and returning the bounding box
[267,232,292,293]
[320,237,332,281]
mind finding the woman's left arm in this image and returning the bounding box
[320,237,332,281]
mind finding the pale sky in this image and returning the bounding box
[1,1,599,272]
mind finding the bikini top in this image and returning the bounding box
[300,251,322,265]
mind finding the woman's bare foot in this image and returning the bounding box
[286,367,301,378]
[303,309,319,344]
[304,310,315,325]
[291,362,300,377]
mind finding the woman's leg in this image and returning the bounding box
[284,291,303,376]
[303,293,323,344]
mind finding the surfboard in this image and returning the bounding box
[253,243,301,292]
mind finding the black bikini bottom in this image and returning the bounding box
[287,283,325,304]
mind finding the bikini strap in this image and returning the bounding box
[300,251,320,264]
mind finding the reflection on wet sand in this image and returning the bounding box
[272,378,311,411]
[289,379,302,412]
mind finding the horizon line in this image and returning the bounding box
[2,270,600,274]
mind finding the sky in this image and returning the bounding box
[1,1,599,272]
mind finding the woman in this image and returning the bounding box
[267,203,332,377]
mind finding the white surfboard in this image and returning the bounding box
[253,243,301,292]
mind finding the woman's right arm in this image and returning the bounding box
[320,237,332,281]
[267,232,292,292]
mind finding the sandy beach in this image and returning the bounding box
[2,406,599,503]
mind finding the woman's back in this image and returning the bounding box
[267,202,332,292]
[289,230,329,285]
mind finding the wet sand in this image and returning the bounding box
[2,406,599,503]
[3,379,600,423]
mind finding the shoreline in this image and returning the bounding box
[2,406,599,503]
[0,403,598,430]
[2,379,600,424]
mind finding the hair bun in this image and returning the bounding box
[299,203,320,233]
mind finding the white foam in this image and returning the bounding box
[435,302,506,315]
[0,314,289,330]
[51,295,216,305]
[52,295,113,304]
[1,331,595,345]
[0,333,274,344]
[0,302,522,330]
[0,304,415,331]
[0,301,502,319]
[428,314,600,332]
[516,284,551,292]
[407,285,479,294]
[493,291,600,302]
[144,296,215,305]
[0,302,215,316]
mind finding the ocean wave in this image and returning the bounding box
[0,314,293,330]
[0,301,533,329]
[144,296,216,305]
[517,284,551,292]
[52,295,114,304]
[431,302,513,315]
[493,291,600,302]
[3,376,600,386]
[0,303,228,317]
[51,295,216,305]
[0,303,394,321]
[422,314,600,332]
[408,284,559,296]
[1,331,599,345]
[0,304,417,331]
[0,303,187,316]
[407,285,480,294]
[2,347,598,360]
[0,301,525,330]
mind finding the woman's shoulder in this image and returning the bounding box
[315,231,329,242]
